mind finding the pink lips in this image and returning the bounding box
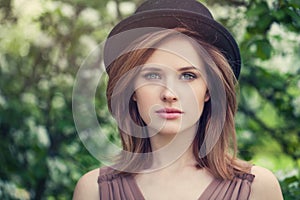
[156,108,183,119]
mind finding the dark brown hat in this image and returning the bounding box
[104,0,241,78]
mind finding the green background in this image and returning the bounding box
[0,0,299,199]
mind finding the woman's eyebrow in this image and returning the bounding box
[178,66,198,71]
[141,66,198,72]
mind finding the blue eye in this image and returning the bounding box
[144,72,161,80]
[180,72,197,80]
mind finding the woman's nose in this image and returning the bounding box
[160,87,178,103]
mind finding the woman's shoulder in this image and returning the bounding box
[249,165,283,200]
[73,168,100,200]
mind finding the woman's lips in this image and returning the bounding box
[155,108,183,119]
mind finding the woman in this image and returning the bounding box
[73,0,283,199]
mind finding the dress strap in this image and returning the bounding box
[97,167,145,200]
[199,173,255,200]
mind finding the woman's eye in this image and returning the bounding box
[180,72,197,80]
[144,73,161,80]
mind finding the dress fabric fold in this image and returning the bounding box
[98,167,255,200]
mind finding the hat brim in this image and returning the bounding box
[105,9,241,78]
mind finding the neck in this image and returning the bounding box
[147,125,198,172]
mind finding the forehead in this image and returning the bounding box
[144,36,204,70]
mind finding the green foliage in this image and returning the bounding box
[0,0,110,199]
[280,174,300,200]
[214,0,300,198]
[0,0,299,199]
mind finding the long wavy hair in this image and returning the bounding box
[105,27,251,179]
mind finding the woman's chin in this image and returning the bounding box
[147,125,189,136]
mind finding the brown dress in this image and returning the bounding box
[98,167,255,200]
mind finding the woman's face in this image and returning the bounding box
[133,36,209,135]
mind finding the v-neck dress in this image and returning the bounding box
[97,167,255,200]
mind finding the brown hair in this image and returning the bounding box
[105,28,251,179]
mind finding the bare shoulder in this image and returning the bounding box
[73,168,100,200]
[249,166,283,200]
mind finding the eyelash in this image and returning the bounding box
[143,72,198,81]
[180,72,197,80]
